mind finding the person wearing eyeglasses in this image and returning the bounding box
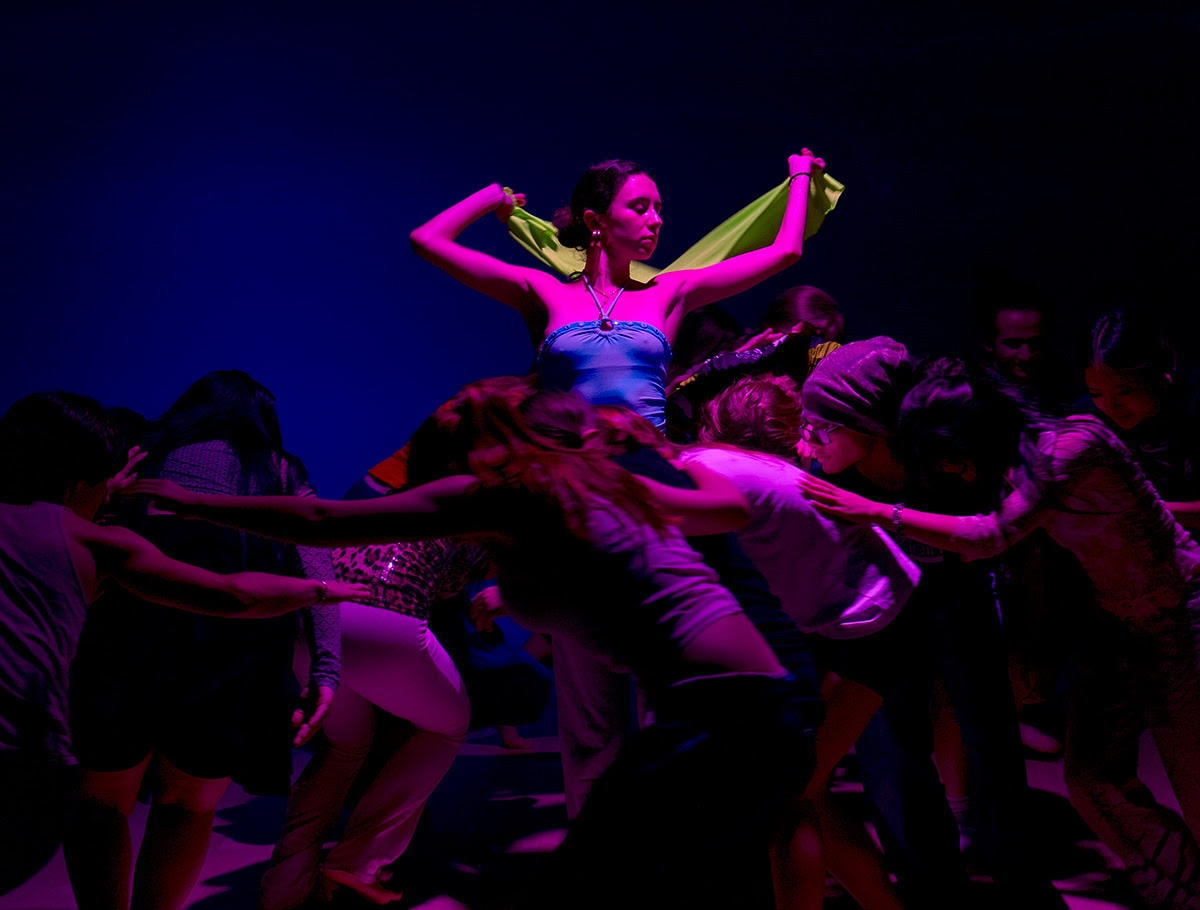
[799,338,1066,909]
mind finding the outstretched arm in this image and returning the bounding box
[82,522,371,618]
[794,474,969,547]
[795,473,1042,560]
[126,475,490,547]
[637,459,752,536]
[409,184,556,320]
[667,150,825,315]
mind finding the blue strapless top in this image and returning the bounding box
[537,320,673,428]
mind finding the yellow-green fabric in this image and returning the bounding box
[506,171,844,280]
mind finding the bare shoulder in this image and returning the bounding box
[524,267,567,296]
[62,513,144,555]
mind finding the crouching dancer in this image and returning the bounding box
[130,378,825,910]
[0,392,368,896]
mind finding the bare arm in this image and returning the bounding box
[409,184,556,318]
[81,522,370,618]
[667,151,824,315]
[126,475,491,547]
[793,474,971,549]
[795,473,1046,560]
[637,460,752,536]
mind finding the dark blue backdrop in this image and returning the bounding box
[3,3,1197,495]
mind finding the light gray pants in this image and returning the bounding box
[260,603,470,909]
[552,636,647,820]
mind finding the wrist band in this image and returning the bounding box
[891,503,906,541]
[788,172,812,182]
[316,580,329,602]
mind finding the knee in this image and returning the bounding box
[154,786,226,815]
[417,690,471,743]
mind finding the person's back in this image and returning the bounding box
[0,506,89,763]
[0,501,91,896]
[0,390,126,896]
[0,501,90,764]
[681,446,917,638]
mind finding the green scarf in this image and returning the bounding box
[506,171,844,281]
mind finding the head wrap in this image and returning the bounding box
[801,337,912,438]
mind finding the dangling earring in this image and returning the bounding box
[590,227,602,250]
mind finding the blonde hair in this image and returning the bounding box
[697,374,803,457]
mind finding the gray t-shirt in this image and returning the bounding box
[682,447,919,639]
[0,502,90,764]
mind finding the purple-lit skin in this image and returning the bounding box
[806,424,872,475]
[599,173,662,262]
[990,309,1044,382]
[409,151,825,347]
[1084,363,1166,431]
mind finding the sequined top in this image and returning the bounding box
[952,416,1200,620]
[537,320,673,428]
[332,539,490,621]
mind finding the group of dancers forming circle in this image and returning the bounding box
[4,148,1200,910]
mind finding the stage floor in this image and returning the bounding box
[5,727,1171,909]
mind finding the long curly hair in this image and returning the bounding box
[406,378,667,539]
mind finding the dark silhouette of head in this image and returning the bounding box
[0,391,124,506]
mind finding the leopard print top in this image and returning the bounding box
[332,538,490,620]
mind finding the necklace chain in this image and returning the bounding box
[582,275,628,325]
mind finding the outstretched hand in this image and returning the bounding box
[470,585,507,633]
[291,684,335,747]
[495,188,526,224]
[796,473,883,524]
[326,581,373,603]
[107,446,149,499]
[124,478,199,514]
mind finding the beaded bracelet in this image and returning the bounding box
[891,503,906,541]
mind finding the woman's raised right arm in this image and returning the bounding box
[409,184,552,318]
[126,475,491,547]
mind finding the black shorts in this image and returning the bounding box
[70,593,296,791]
[808,610,911,696]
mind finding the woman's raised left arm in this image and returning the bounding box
[667,150,824,314]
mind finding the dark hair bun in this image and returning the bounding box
[553,204,590,250]
[554,159,648,251]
